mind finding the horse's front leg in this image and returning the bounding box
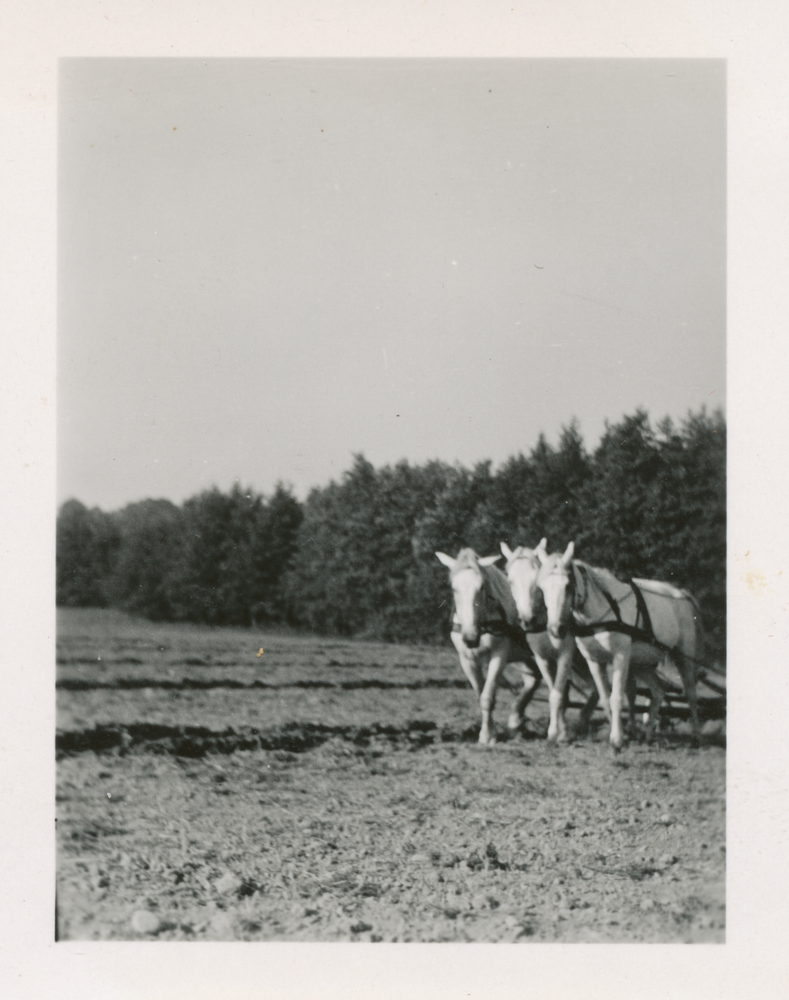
[507,661,542,734]
[576,681,600,737]
[641,666,666,744]
[579,642,612,724]
[548,643,575,743]
[451,633,485,697]
[609,640,632,751]
[625,668,639,738]
[451,634,487,741]
[478,638,510,745]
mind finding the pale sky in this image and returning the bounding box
[58,58,725,510]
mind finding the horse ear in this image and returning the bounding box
[536,537,548,557]
[435,551,456,570]
[561,541,575,566]
[479,554,502,566]
[500,541,514,561]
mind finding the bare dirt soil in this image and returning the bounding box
[56,607,725,943]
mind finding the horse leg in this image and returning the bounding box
[507,662,542,734]
[674,650,701,747]
[509,652,552,733]
[641,667,666,744]
[609,645,632,751]
[585,659,612,723]
[547,656,569,743]
[451,634,487,736]
[478,639,510,745]
[573,669,599,737]
[625,668,639,739]
[457,652,484,698]
[551,645,576,743]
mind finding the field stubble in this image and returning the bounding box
[56,608,725,943]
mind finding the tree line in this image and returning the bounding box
[57,408,726,662]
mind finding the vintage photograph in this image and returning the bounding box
[56,58,726,943]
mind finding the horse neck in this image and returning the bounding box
[482,563,518,625]
[574,562,633,624]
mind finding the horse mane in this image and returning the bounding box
[581,563,696,608]
[574,560,632,603]
[632,577,688,601]
[453,548,482,573]
[481,561,520,627]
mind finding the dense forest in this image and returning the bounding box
[57,408,726,663]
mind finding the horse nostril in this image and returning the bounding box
[464,634,480,649]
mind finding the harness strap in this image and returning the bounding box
[569,565,710,671]
[449,579,509,637]
[629,579,654,641]
[572,619,656,644]
[447,568,540,665]
[571,572,657,648]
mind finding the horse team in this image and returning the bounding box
[436,541,702,751]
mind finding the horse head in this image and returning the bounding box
[501,538,548,630]
[436,548,501,649]
[536,541,575,643]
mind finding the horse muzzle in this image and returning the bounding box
[548,624,566,641]
[463,632,481,649]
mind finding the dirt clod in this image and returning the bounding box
[130,910,161,935]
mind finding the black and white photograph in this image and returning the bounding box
[55,56,726,944]
[3,3,789,998]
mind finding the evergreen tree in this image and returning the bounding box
[480,421,591,552]
[56,500,119,606]
[56,407,724,661]
[251,483,304,624]
[108,499,183,620]
[580,410,663,575]
[214,484,266,627]
[285,456,456,640]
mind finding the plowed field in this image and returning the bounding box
[56,607,725,943]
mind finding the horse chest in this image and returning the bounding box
[528,632,561,661]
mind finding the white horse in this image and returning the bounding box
[501,539,599,742]
[436,548,543,744]
[537,541,701,750]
